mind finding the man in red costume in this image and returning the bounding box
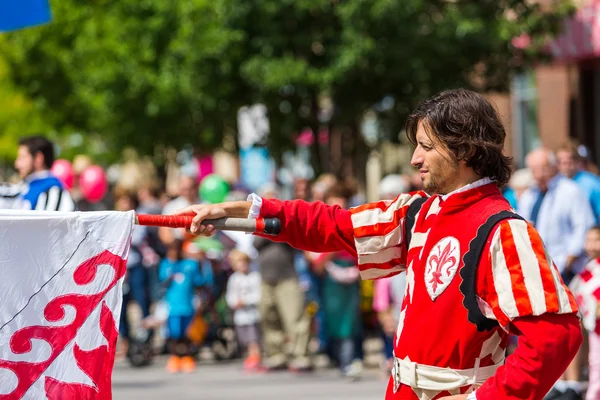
[178,89,582,400]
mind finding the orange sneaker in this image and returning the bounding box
[166,356,181,373]
[243,355,261,371]
[180,356,196,373]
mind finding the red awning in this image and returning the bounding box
[550,1,600,62]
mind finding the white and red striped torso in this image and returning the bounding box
[394,185,510,398]
[350,182,577,399]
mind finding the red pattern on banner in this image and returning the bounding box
[0,250,126,400]
[44,302,118,400]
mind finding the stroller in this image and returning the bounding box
[203,295,240,361]
[188,263,240,361]
[184,236,241,362]
[127,326,154,367]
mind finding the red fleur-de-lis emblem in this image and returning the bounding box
[428,241,457,292]
[425,237,461,300]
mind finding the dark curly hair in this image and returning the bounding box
[324,182,354,203]
[406,89,513,188]
[19,135,55,169]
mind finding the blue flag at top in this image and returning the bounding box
[0,0,52,32]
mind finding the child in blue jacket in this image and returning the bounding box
[159,239,204,373]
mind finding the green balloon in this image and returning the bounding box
[199,174,230,204]
[193,237,224,253]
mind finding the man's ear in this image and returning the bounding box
[458,147,476,164]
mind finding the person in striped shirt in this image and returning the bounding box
[178,89,582,400]
[568,226,600,400]
[1,136,75,211]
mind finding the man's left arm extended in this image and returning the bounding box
[257,197,357,256]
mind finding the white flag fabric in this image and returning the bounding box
[0,210,134,400]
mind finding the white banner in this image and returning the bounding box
[0,210,134,400]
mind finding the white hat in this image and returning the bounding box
[379,174,408,198]
[509,168,533,190]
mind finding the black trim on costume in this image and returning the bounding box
[44,188,51,209]
[405,197,427,247]
[55,188,63,211]
[459,210,525,332]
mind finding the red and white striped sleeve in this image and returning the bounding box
[476,219,578,329]
[349,191,427,280]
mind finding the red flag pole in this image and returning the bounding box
[135,214,281,236]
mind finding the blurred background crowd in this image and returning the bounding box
[2,0,600,399]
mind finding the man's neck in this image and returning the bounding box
[441,177,492,200]
[571,169,584,179]
[25,169,50,182]
[445,174,485,194]
[539,173,560,192]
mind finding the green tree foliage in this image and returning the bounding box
[0,0,574,169]
[0,48,53,162]
[0,0,246,158]
[222,0,574,172]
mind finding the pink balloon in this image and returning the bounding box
[196,155,214,183]
[80,165,108,203]
[51,159,74,190]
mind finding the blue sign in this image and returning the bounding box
[239,147,275,192]
[0,0,52,32]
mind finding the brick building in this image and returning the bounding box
[495,0,600,168]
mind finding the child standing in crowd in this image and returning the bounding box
[570,226,600,400]
[159,239,204,373]
[226,249,262,371]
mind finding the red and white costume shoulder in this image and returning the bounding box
[251,178,582,400]
[570,258,600,334]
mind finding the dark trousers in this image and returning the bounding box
[382,331,394,359]
[120,264,151,339]
[561,269,576,287]
[333,338,355,372]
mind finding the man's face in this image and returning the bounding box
[115,196,135,211]
[294,179,309,200]
[585,229,600,260]
[556,150,578,179]
[410,122,460,195]
[527,153,556,192]
[14,145,35,179]
[326,196,347,208]
[179,177,197,202]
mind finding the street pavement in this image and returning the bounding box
[112,357,387,400]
